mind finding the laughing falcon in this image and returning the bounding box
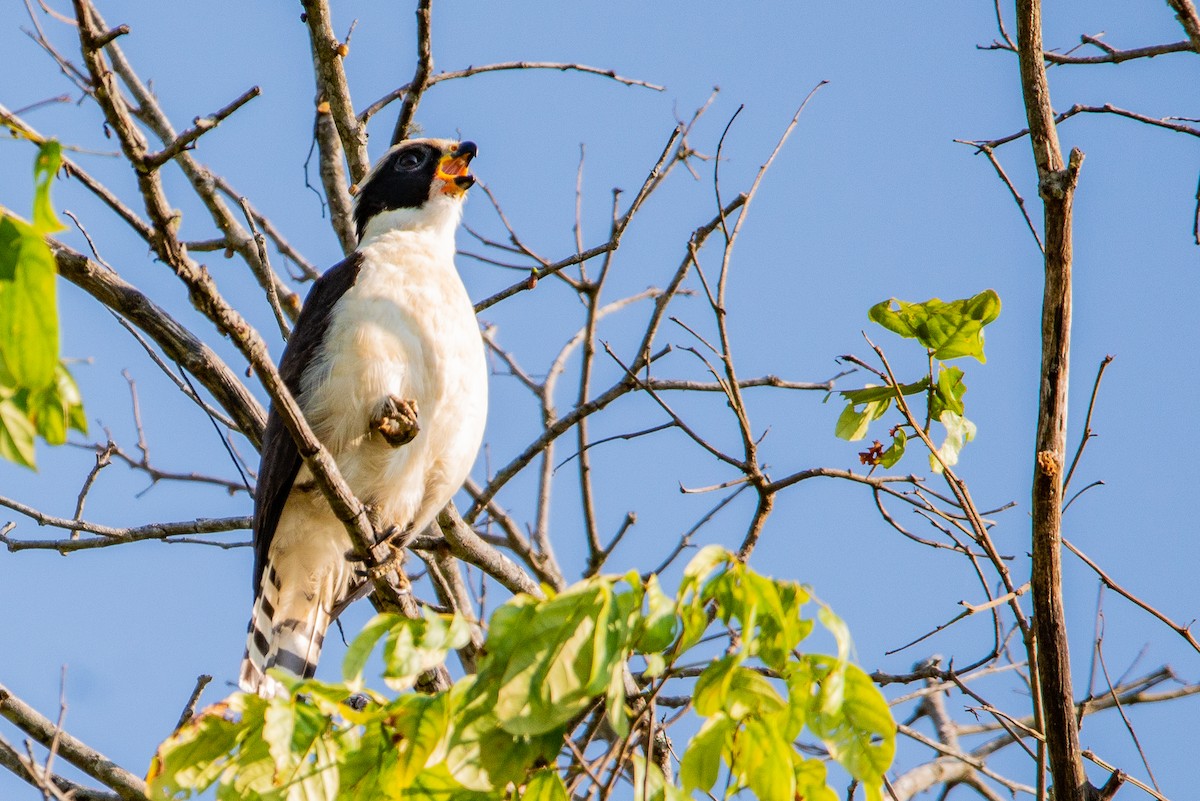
[239,139,487,694]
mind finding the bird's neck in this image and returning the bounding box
[356,197,463,252]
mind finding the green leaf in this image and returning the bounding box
[341,613,395,686]
[726,571,812,671]
[29,363,86,444]
[0,219,17,284]
[773,665,814,742]
[677,546,731,651]
[32,141,65,235]
[445,676,562,791]
[930,410,976,473]
[839,378,929,405]
[631,755,688,801]
[636,573,677,654]
[381,610,471,692]
[261,701,296,772]
[338,726,389,801]
[0,396,36,468]
[484,579,635,736]
[605,645,630,738]
[145,545,892,801]
[879,427,906,468]
[835,394,889,441]
[818,604,853,664]
[931,365,966,418]
[521,769,569,801]
[295,735,340,801]
[0,214,59,392]
[257,697,332,796]
[680,544,731,595]
[62,366,87,434]
[642,652,666,678]
[680,713,733,794]
[147,698,258,797]
[693,654,739,717]
[725,667,787,720]
[868,289,1001,362]
[794,757,840,801]
[403,763,496,801]
[390,692,451,785]
[737,717,796,801]
[806,658,896,789]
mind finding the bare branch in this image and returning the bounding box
[0,500,249,551]
[360,61,663,126]
[1063,537,1200,654]
[0,681,148,801]
[0,103,154,242]
[313,99,357,255]
[237,196,294,340]
[50,241,266,447]
[956,141,1044,252]
[0,733,118,801]
[1062,355,1113,494]
[896,723,1035,796]
[173,675,212,732]
[432,502,543,598]
[475,122,687,312]
[68,434,249,496]
[391,0,432,145]
[80,3,306,317]
[1015,0,1090,795]
[982,37,1194,65]
[143,86,260,170]
[1165,0,1200,53]
[969,102,1200,153]
[300,0,369,183]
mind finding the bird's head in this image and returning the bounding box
[352,138,478,244]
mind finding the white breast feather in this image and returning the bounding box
[242,167,484,695]
[298,223,487,539]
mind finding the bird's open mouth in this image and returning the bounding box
[437,142,477,196]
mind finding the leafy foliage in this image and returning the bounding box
[837,290,1000,473]
[148,547,895,800]
[0,140,87,467]
[867,290,1000,363]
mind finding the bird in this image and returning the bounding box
[238,138,488,695]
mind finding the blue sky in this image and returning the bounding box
[2,0,1198,797]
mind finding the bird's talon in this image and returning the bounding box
[365,544,404,579]
[371,395,419,446]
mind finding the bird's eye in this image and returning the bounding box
[396,150,424,170]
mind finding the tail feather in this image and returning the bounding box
[238,564,334,697]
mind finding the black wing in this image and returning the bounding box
[251,252,364,595]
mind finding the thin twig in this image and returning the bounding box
[238,197,293,340]
[359,61,664,125]
[143,86,260,169]
[391,0,432,145]
[1063,537,1200,654]
[0,681,148,801]
[1062,355,1113,494]
[173,675,212,732]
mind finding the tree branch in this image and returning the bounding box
[1015,0,1089,797]
[0,681,148,801]
[300,0,369,183]
[1165,0,1200,53]
[391,0,432,145]
[49,241,267,447]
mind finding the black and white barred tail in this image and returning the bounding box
[238,564,331,696]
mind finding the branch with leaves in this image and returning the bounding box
[1,1,1196,800]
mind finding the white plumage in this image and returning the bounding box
[239,139,486,695]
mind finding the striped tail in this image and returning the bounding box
[238,564,332,697]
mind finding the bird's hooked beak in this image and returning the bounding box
[436,141,477,196]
